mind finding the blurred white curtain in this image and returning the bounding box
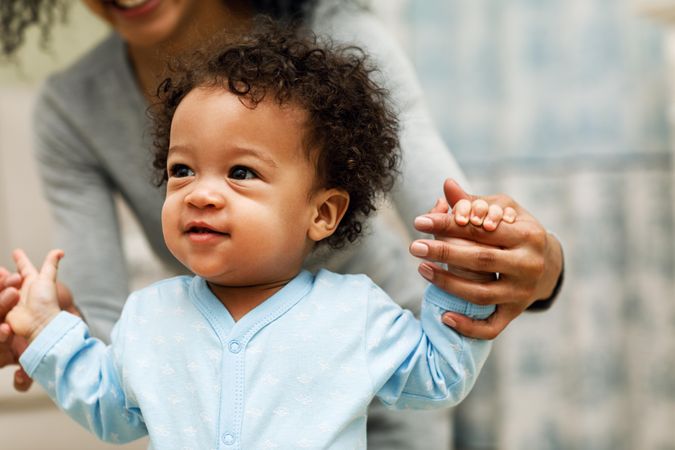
[403,0,675,449]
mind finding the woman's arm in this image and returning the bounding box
[314,7,563,338]
[412,179,564,339]
[33,83,130,342]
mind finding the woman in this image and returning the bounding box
[0,1,563,449]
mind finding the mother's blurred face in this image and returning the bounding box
[82,0,243,48]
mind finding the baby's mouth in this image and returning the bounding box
[187,226,228,236]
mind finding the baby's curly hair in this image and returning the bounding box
[152,20,400,249]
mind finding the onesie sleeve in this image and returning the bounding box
[366,283,494,410]
[19,310,146,444]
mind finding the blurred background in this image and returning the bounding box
[1,0,675,449]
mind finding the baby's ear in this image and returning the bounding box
[308,188,350,242]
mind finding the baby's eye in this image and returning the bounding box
[229,166,257,180]
[169,163,195,178]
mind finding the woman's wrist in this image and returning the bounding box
[528,232,564,311]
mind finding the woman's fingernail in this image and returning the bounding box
[442,315,457,328]
[418,264,434,281]
[410,242,429,257]
[455,214,468,225]
[414,216,433,230]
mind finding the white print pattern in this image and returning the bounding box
[182,426,197,437]
[295,311,310,321]
[291,331,313,342]
[296,438,314,448]
[137,358,150,369]
[295,394,313,406]
[168,394,183,405]
[191,321,207,333]
[272,343,291,352]
[199,411,214,424]
[160,364,175,375]
[296,373,313,384]
[273,407,289,417]
[245,407,263,418]
[262,374,280,386]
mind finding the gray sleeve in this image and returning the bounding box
[32,85,128,341]
[313,6,470,236]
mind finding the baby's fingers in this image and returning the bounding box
[11,250,38,279]
[452,199,472,226]
[39,250,64,282]
[469,199,489,227]
[503,207,517,223]
[482,204,504,231]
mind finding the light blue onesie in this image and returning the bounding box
[20,269,494,450]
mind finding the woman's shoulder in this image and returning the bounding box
[39,32,128,100]
[310,1,394,47]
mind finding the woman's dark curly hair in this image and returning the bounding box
[0,0,319,58]
[151,20,400,249]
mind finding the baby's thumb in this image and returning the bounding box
[40,250,64,282]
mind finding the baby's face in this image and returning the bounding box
[162,86,321,287]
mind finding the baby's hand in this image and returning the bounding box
[5,249,63,343]
[452,199,517,231]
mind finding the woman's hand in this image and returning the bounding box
[410,179,563,339]
[0,266,33,391]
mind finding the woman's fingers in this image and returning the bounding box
[0,286,20,319]
[410,238,514,274]
[417,262,518,306]
[13,367,32,392]
[428,197,450,214]
[414,212,545,250]
[0,323,12,343]
[0,269,22,291]
[441,307,520,340]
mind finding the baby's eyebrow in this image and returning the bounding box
[167,145,190,157]
[231,146,279,168]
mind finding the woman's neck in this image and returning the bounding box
[127,1,252,101]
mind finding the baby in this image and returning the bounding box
[5,23,511,449]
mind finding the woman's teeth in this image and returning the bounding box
[113,0,150,9]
